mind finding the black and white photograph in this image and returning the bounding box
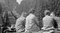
[0,0,60,33]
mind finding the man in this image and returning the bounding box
[15,12,27,33]
[42,10,54,33]
[25,9,40,32]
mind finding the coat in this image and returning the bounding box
[25,13,40,32]
[53,16,60,28]
[42,15,54,30]
[15,16,25,33]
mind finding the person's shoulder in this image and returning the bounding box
[43,15,48,18]
[43,15,53,20]
[26,14,35,18]
[54,16,60,20]
[16,16,22,21]
[29,14,35,16]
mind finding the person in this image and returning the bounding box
[15,12,27,33]
[50,12,58,29]
[50,12,60,29]
[25,9,40,32]
[42,10,54,33]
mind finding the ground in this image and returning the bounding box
[4,29,60,33]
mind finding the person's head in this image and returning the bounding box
[44,10,50,16]
[21,12,27,17]
[26,8,36,16]
[50,12,55,16]
[28,8,36,14]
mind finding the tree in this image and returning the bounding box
[0,3,2,14]
[43,0,60,16]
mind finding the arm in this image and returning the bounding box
[34,17,40,26]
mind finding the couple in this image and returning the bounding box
[42,10,60,33]
[15,9,40,33]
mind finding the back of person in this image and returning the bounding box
[42,15,54,30]
[43,15,53,27]
[15,12,27,33]
[15,16,25,32]
[25,13,40,32]
[42,10,54,30]
[53,17,60,29]
[50,12,59,29]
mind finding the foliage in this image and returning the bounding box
[42,0,60,16]
[0,3,2,14]
[1,0,60,27]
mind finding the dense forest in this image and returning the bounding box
[0,0,60,28]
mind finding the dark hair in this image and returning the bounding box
[29,9,36,14]
[44,10,50,15]
[46,12,50,15]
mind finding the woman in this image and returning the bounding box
[15,12,27,33]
